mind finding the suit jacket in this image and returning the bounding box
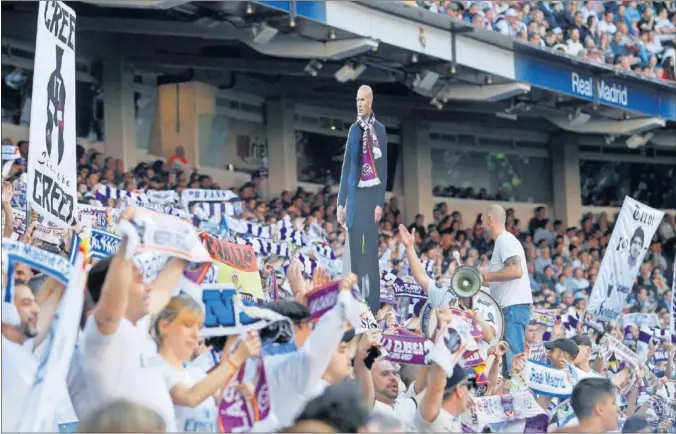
[337,120,388,229]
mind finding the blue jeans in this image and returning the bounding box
[502,304,532,376]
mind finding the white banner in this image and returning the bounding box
[600,334,639,369]
[16,245,86,431]
[587,197,664,321]
[26,1,78,227]
[461,391,544,432]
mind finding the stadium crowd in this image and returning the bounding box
[405,0,676,81]
[1,136,675,433]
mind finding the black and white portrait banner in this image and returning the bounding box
[588,197,664,321]
[26,1,78,227]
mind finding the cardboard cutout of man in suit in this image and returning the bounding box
[337,85,387,313]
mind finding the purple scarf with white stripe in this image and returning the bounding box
[357,112,381,188]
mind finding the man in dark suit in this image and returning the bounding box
[337,85,387,313]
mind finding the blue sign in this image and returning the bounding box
[255,1,326,24]
[514,54,676,120]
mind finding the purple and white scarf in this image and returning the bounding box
[357,112,381,188]
[95,185,147,206]
[278,227,308,247]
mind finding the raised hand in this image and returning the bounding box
[511,353,527,374]
[287,257,306,299]
[357,329,381,358]
[398,224,415,247]
[337,205,346,226]
[374,206,382,223]
[311,266,331,288]
[1,181,13,204]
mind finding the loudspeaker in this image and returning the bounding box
[450,266,482,299]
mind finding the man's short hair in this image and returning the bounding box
[486,205,506,225]
[631,227,645,247]
[571,378,615,421]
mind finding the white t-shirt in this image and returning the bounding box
[1,335,78,432]
[262,295,359,429]
[161,362,218,432]
[567,40,584,56]
[67,331,90,420]
[372,396,417,431]
[598,20,617,35]
[308,378,330,400]
[81,316,178,432]
[488,232,533,308]
[414,407,462,432]
[571,365,604,383]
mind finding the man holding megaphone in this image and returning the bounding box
[479,204,532,377]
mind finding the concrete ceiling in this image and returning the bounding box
[2,0,674,147]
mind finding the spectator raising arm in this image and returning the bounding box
[353,329,379,409]
[2,181,14,238]
[92,206,137,336]
[399,225,432,293]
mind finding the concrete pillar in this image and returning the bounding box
[401,119,434,224]
[551,134,582,227]
[265,98,296,199]
[149,81,216,166]
[102,58,136,171]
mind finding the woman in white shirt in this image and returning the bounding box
[154,295,261,432]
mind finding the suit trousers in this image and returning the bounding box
[346,187,381,313]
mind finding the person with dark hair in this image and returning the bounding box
[306,328,365,399]
[2,279,77,431]
[295,380,371,433]
[265,300,313,346]
[544,338,579,369]
[628,226,645,269]
[365,359,418,429]
[571,335,603,379]
[251,273,361,430]
[76,207,188,429]
[281,420,338,433]
[570,378,618,433]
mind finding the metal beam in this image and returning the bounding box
[79,0,192,9]
[1,11,247,41]
[127,53,396,82]
[77,16,248,41]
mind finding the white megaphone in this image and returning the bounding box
[450,251,482,299]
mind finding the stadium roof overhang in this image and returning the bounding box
[246,0,676,130]
[2,0,674,143]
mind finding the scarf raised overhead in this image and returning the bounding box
[357,112,382,188]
